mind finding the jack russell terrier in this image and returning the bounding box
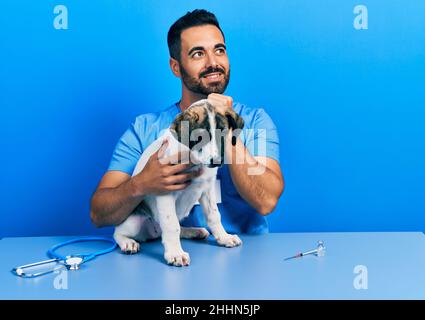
[113,99,244,266]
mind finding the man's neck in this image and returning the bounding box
[178,89,206,111]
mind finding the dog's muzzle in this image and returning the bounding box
[207,158,223,168]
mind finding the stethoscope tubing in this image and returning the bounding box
[47,236,117,261]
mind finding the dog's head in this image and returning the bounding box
[170,99,244,167]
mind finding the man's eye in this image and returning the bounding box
[216,48,225,55]
[192,52,204,58]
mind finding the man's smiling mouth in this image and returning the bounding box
[202,72,223,80]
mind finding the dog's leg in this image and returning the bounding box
[180,227,210,239]
[114,233,140,254]
[155,195,190,266]
[199,189,242,248]
[113,214,145,254]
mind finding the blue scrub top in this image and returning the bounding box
[108,102,280,234]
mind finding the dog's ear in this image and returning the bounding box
[225,110,244,131]
[225,110,244,146]
[170,111,200,147]
[170,113,189,145]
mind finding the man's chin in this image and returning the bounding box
[202,84,226,95]
[207,89,225,95]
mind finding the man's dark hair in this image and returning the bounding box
[167,9,225,62]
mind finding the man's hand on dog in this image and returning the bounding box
[131,139,203,196]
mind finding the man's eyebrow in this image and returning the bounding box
[214,43,226,50]
[188,46,205,56]
[187,43,227,56]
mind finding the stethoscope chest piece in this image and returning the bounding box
[65,256,84,270]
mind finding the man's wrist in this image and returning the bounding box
[128,175,145,199]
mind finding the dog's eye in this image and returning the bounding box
[190,135,204,150]
[195,136,202,144]
[197,136,205,152]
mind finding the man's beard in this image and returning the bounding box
[180,64,230,95]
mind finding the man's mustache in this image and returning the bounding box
[199,67,225,78]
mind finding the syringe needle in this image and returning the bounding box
[284,240,325,261]
[284,252,303,261]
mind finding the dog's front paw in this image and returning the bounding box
[116,237,140,254]
[164,250,191,267]
[216,234,243,248]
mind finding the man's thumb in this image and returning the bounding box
[157,138,168,159]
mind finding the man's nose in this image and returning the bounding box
[205,51,218,68]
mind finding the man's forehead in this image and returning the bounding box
[181,25,225,51]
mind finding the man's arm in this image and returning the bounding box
[90,141,202,227]
[225,135,284,215]
[90,171,143,227]
[208,93,284,216]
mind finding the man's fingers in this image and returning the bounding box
[164,162,194,176]
[165,181,192,192]
[207,93,233,109]
[161,150,191,165]
[164,174,191,186]
[163,169,202,185]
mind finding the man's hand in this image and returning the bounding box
[207,93,233,113]
[131,139,203,197]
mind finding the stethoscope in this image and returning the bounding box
[12,237,117,278]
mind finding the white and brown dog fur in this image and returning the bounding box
[113,99,244,266]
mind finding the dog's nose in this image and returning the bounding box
[208,158,222,168]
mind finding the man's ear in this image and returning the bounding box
[170,57,181,78]
[225,111,244,146]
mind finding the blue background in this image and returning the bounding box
[1,0,424,237]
